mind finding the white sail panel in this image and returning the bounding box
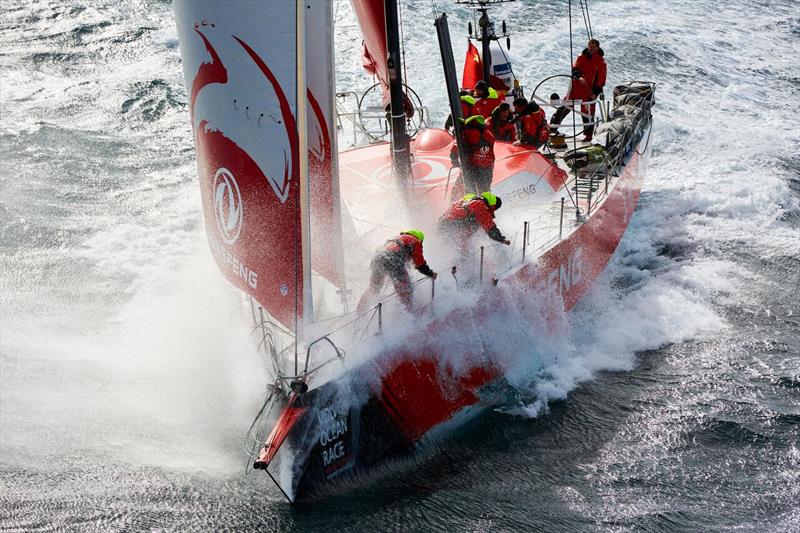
[306,0,345,291]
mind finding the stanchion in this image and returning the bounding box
[479,246,484,285]
[522,221,528,262]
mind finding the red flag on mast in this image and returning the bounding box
[461,40,482,90]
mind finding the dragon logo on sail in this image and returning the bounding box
[213,167,243,245]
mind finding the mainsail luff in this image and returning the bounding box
[296,0,313,329]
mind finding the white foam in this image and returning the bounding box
[3,0,798,477]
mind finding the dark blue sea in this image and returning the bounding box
[1,0,798,531]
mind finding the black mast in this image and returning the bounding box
[478,7,491,84]
[384,0,412,198]
[460,0,515,87]
[435,13,472,192]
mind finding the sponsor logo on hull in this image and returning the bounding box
[316,405,354,478]
[545,246,585,298]
[369,155,454,188]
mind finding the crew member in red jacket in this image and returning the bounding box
[551,38,607,141]
[574,39,607,102]
[450,115,496,194]
[486,103,516,142]
[439,192,511,255]
[470,80,503,119]
[357,230,437,312]
[512,97,550,149]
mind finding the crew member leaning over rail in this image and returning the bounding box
[357,230,437,313]
[438,192,510,260]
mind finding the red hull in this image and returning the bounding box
[367,143,647,444]
[257,125,652,500]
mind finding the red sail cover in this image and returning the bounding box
[173,1,303,329]
[462,40,483,90]
[352,0,389,103]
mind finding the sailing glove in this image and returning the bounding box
[487,227,507,243]
[417,263,436,278]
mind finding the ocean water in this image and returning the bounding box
[1,0,798,531]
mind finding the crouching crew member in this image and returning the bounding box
[450,115,496,194]
[486,103,516,142]
[439,192,511,257]
[357,230,437,312]
[512,97,550,149]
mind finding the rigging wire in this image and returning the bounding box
[584,0,593,39]
[430,0,440,18]
[568,0,582,217]
[579,0,592,40]
[399,0,410,107]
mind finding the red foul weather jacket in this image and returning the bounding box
[567,75,594,102]
[441,198,506,243]
[451,127,496,169]
[472,96,502,119]
[517,106,549,146]
[461,99,474,118]
[486,116,516,142]
[471,87,503,119]
[383,234,433,274]
[573,47,607,95]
